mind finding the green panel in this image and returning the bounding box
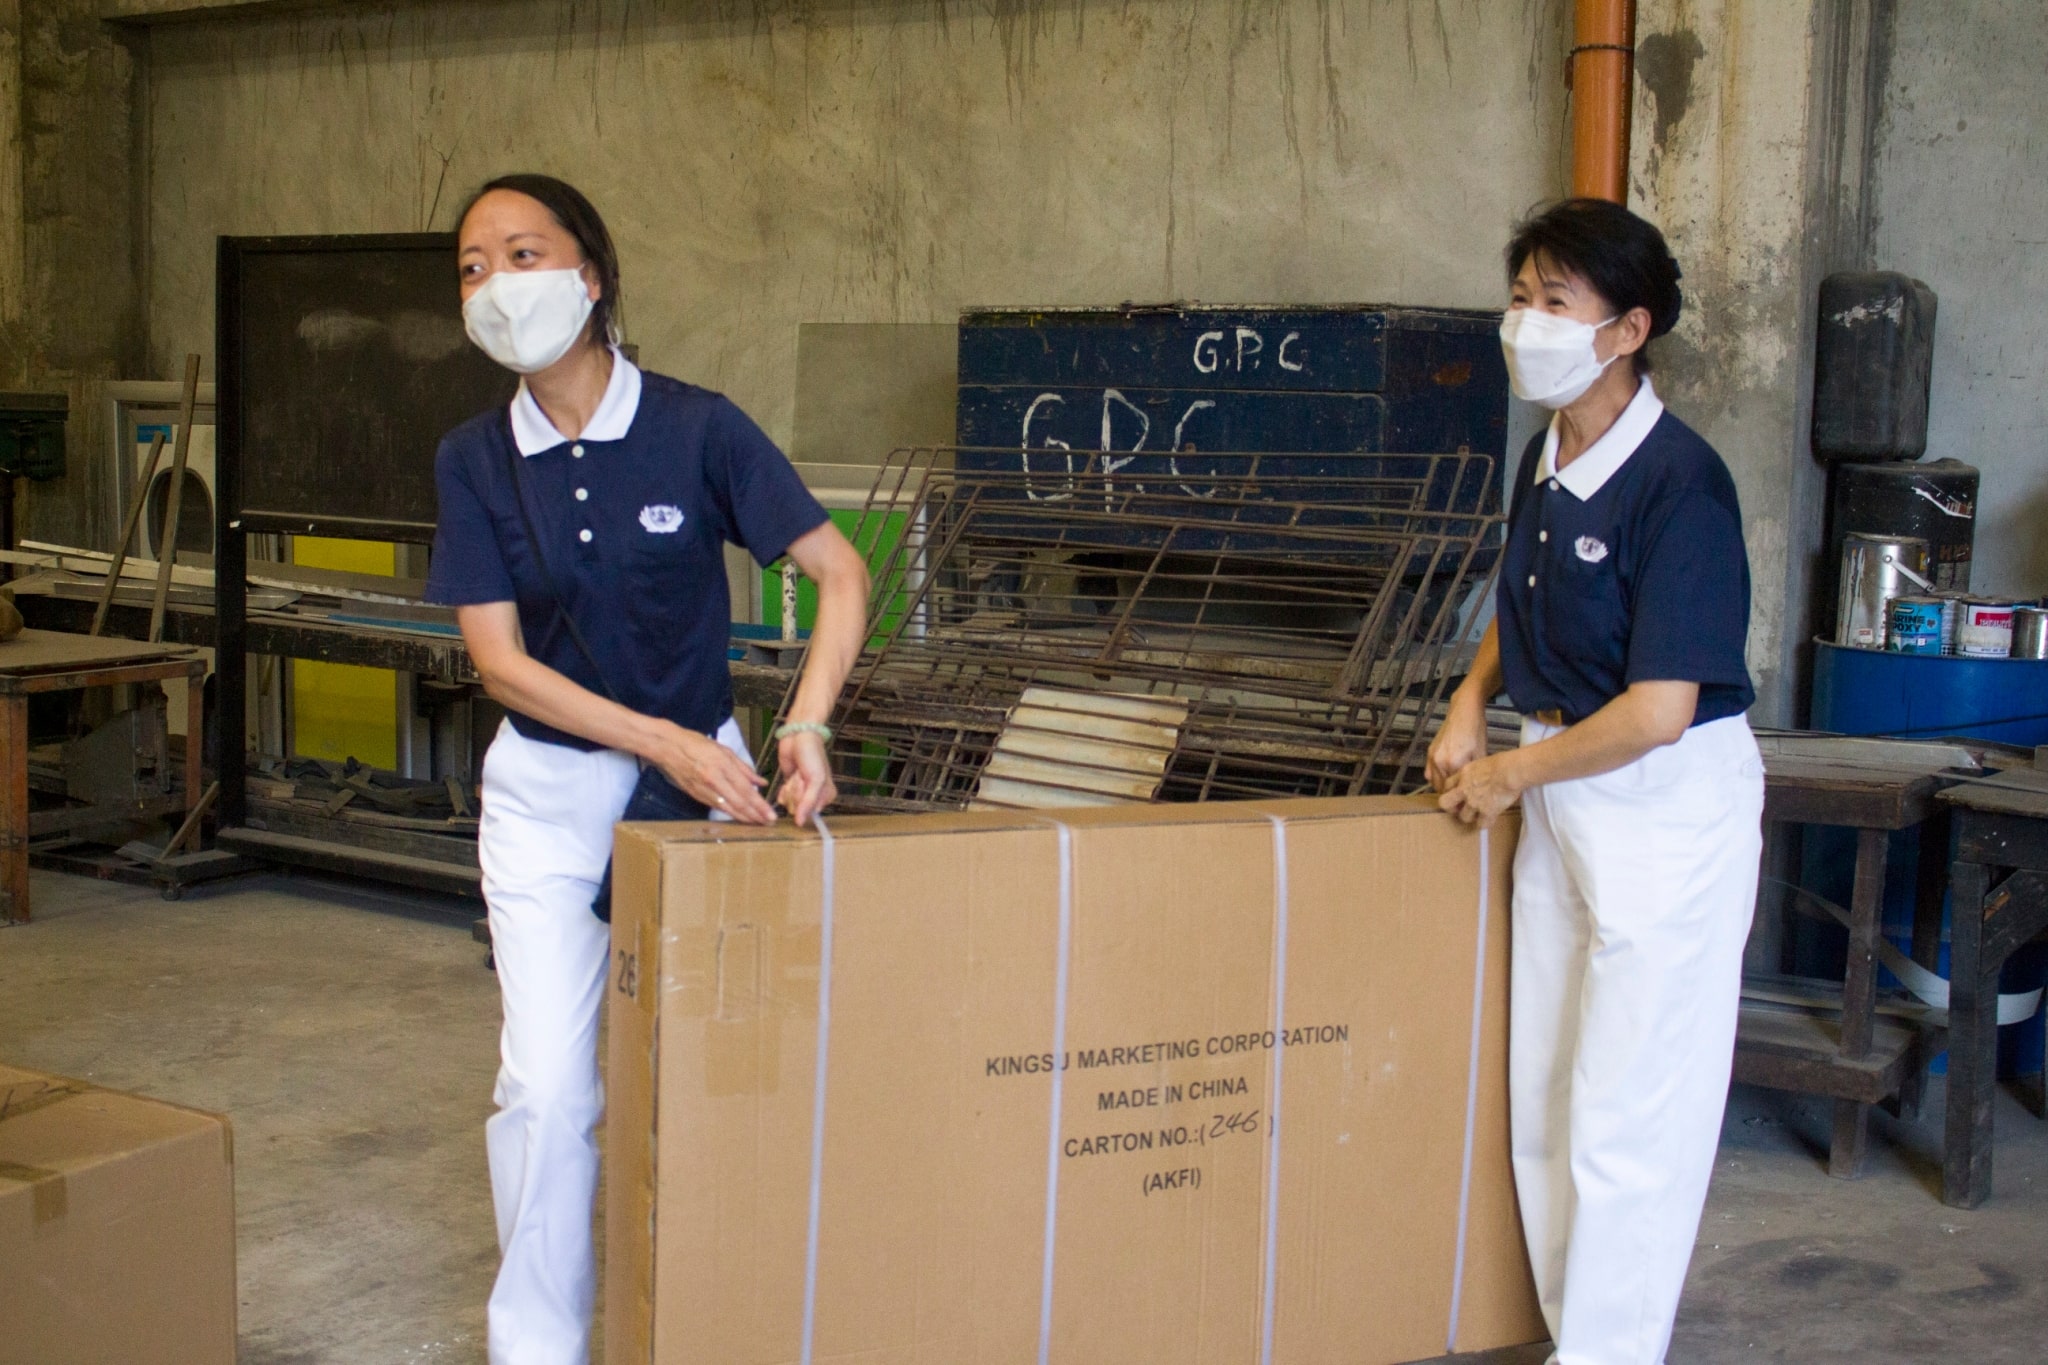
[762,508,911,649]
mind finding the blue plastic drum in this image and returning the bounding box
[1812,640,2048,746]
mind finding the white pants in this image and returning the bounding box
[479,717,747,1365]
[1510,714,1764,1365]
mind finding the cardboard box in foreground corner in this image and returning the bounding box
[0,1063,236,1365]
[606,796,1543,1365]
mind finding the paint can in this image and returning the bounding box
[2011,606,2048,661]
[1939,591,1968,653]
[1956,597,2018,658]
[1885,596,1948,655]
[1836,533,1934,649]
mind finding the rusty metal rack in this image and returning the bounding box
[780,446,1504,812]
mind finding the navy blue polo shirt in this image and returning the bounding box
[1496,384,1754,728]
[424,369,828,750]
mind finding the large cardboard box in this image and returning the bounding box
[608,797,1541,1364]
[0,1064,236,1365]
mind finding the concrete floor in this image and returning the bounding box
[4,868,2046,1364]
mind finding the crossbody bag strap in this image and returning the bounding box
[499,411,622,706]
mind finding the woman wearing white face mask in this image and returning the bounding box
[424,174,869,1365]
[1426,199,1763,1365]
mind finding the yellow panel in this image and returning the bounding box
[290,537,398,770]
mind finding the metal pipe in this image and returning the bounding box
[1570,0,1637,203]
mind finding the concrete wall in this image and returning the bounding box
[3,0,144,549]
[1868,0,2048,599]
[139,0,1572,452]
[1629,0,1830,722]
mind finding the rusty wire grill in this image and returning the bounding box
[776,446,1504,812]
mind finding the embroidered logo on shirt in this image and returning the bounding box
[1574,535,1609,564]
[638,504,685,534]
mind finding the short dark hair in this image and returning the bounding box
[459,173,624,349]
[1506,198,1683,376]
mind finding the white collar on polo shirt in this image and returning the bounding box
[1533,376,1665,500]
[509,346,643,456]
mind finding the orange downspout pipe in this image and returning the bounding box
[1570,0,1637,204]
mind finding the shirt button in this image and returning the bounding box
[1549,479,1559,491]
[1539,530,1548,542]
[572,444,585,458]
[575,488,589,501]
[1527,575,1537,587]
[579,529,594,543]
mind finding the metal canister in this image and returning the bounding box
[1836,533,1933,649]
[1886,596,1947,654]
[2010,606,2048,660]
[1938,592,1964,652]
[1956,597,2018,658]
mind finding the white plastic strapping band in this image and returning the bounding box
[799,816,839,1365]
[1036,820,1076,1365]
[1446,826,1491,1355]
[1768,876,2044,1027]
[1258,816,1292,1365]
[1878,936,2042,1027]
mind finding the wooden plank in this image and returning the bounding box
[989,731,1172,779]
[1840,827,1889,1061]
[11,541,429,605]
[217,826,482,896]
[1943,782,2048,822]
[1945,860,1997,1208]
[1733,1005,1916,1105]
[1764,756,1939,784]
[977,752,1163,801]
[1948,766,2048,795]
[0,628,196,677]
[1764,766,1937,830]
[37,574,297,612]
[1831,1098,1872,1178]
[1952,806,2048,869]
[1739,971,1942,1025]
[970,687,1186,810]
[26,796,190,838]
[1981,871,2048,968]
[164,781,222,857]
[972,778,1127,810]
[246,802,479,867]
[8,658,204,697]
[1755,732,1981,774]
[1914,808,1952,972]
[4,545,214,589]
[1013,685,1189,727]
[94,430,167,636]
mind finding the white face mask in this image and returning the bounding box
[1498,308,1619,409]
[462,268,597,375]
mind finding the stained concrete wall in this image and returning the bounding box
[1629,0,1831,722]
[138,0,1573,452]
[2,0,144,549]
[1867,0,2048,600]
